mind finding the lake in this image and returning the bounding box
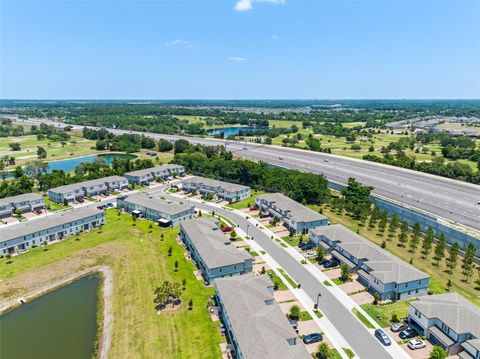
[1,153,135,178]
[207,126,269,136]
[0,274,100,359]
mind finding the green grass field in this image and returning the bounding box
[361,300,413,328]
[352,308,375,329]
[0,210,224,358]
[226,189,266,210]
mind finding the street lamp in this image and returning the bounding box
[246,224,250,237]
[314,292,321,310]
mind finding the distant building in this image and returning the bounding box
[0,193,44,218]
[408,293,480,355]
[117,192,194,227]
[179,217,253,284]
[124,164,185,185]
[310,224,430,301]
[0,207,105,255]
[182,176,251,203]
[215,274,311,359]
[255,193,328,234]
[48,176,128,204]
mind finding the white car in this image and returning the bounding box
[407,339,426,350]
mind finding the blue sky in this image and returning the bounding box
[1,0,479,99]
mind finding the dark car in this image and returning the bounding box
[374,329,392,346]
[303,333,323,344]
[96,205,106,210]
[107,203,114,208]
[323,260,339,268]
[399,327,417,340]
[300,242,316,251]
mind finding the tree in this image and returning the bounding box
[23,160,48,180]
[462,243,476,281]
[158,139,173,152]
[174,139,190,154]
[37,146,47,159]
[446,242,460,274]
[421,228,434,258]
[388,215,399,238]
[340,263,351,282]
[373,292,380,305]
[174,260,179,272]
[316,343,330,359]
[154,280,183,310]
[398,221,409,247]
[289,305,300,320]
[316,246,325,262]
[428,346,447,359]
[378,211,388,233]
[168,246,172,257]
[434,234,446,266]
[188,299,193,310]
[409,223,421,253]
[341,177,373,219]
[9,142,21,151]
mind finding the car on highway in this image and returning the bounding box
[278,157,284,160]
[220,226,233,233]
[374,329,391,346]
[390,322,408,332]
[407,339,426,350]
[399,327,418,339]
[303,333,323,344]
[322,260,339,268]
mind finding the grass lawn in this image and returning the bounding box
[266,270,288,290]
[343,347,355,358]
[332,277,348,285]
[352,308,375,329]
[0,210,224,358]
[361,300,413,328]
[226,189,266,210]
[323,280,332,286]
[43,196,66,212]
[282,235,301,247]
[310,204,480,307]
[278,268,297,287]
[298,311,313,321]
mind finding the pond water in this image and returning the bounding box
[0,274,100,359]
[207,126,269,136]
[1,153,135,178]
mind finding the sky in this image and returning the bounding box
[0,0,479,99]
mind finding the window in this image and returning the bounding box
[414,309,421,319]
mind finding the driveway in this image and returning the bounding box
[338,280,366,295]
[350,291,374,305]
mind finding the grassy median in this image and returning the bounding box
[0,210,224,359]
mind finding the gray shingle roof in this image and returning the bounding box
[181,217,251,269]
[0,206,103,243]
[311,224,428,283]
[125,164,184,178]
[49,176,127,194]
[215,274,311,359]
[182,176,250,193]
[120,193,194,215]
[0,193,43,207]
[411,293,480,337]
[256,193,327,223]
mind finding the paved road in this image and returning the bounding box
[157,192,393,359]
[16,118,480,232]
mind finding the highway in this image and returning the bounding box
[156,191,395,359]
[16,117,480,233]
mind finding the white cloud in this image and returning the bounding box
[228,56,247,62]
[271,34,280,40]
[165,39,196,48]
[234,0,285,12]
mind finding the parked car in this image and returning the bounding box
[220,226,233,233]
[390,322,408,332]
[35,209,43,214]
[300,242,316,251]
[303,333,323,344]
[96,205,106,210]
[407,339,426,350]
[107,203,114,208]
[399,327,417,340]
[374,329,392,346]
[323,260,339,268]
[249,206,258,211]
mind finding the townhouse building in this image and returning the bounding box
[408,293,480,355]
[0,207,105,255]
[182,176,251,203]
[310,224,430,300]
[48,176,128,204]
[124,164,185,185]
[0,193,44,218]
[255,193,328,234]
[215,274,311,359]
[179,217,253,284]
[117,193,194,227]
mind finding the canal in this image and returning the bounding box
[0,274,100,359]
